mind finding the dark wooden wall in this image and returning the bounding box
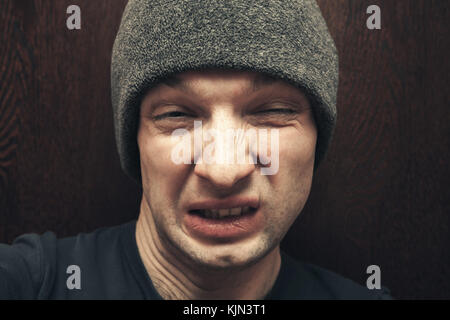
[0,0,448,299]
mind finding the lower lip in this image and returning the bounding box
[183,209,264,242]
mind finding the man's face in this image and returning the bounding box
[138,69,317,269]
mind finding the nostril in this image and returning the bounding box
[193,163,256,190]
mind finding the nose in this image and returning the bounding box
[193,113,257,189]
[194,162,256,190]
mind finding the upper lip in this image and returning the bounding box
[186,196,260,211]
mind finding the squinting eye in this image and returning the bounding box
[154,111,191,120]
[257,108,295,114]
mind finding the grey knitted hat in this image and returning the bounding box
[111,0,339,182]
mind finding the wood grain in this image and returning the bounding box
[0,0,139,240]
[283,0,450,299]
[0,0,449,299]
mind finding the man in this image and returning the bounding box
[0,0,391,299]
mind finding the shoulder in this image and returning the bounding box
[0,221,136,299]
[56,221,135,254]
[268,251,393,300]
[7,221,134,265]
[0,231,57,299]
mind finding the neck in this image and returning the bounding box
[135,199,281,300]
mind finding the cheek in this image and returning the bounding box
[137,126,190,206]
[277,124,316,176]
[284,133,316,170]
[139,134,175,172]
[268,126,316,214]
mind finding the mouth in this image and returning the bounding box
[188,206,258,220]
[183,199,263,241]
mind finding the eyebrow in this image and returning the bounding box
[159,73,278,94]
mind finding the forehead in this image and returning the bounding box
[147,68,307,101]
[164,69,278,88]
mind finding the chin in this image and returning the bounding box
[172,231,276,270]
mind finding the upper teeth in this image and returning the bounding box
[200,207,251,219]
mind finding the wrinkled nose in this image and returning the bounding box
[194,161,256,189]
[193,113,257,189]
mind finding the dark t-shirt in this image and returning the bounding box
[0,220,392,300]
